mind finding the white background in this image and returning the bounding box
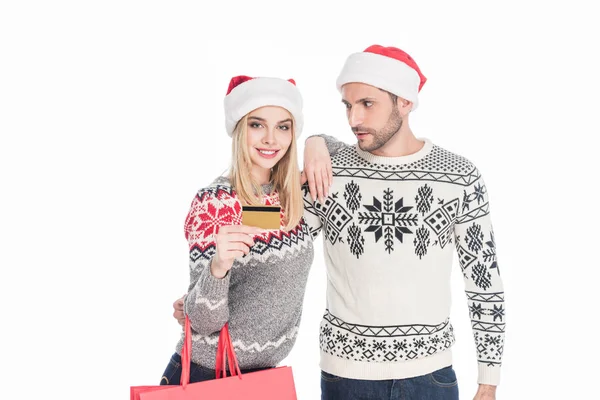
[1,1,598,399]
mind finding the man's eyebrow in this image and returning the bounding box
[341,98,376,104]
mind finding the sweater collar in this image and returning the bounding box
[355,138,433,166]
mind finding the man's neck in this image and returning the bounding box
[369,128,424,158]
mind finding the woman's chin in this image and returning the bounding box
[251,158,280,172]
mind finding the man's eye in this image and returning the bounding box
[364,101,373,107]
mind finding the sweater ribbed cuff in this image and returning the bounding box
[320,349,452,381]
[184,266,231,317]
[199,266,231,296]
[477,363,501,386]
[309,134,347,157]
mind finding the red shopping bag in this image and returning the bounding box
[130,317,298,399]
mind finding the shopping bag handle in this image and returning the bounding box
[225,324,242,379]
[180,317,242,388]
[180,316,192,388]
[215,323,242,380]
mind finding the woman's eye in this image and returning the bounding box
[279,125,290,131]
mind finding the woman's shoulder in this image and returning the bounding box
[192,176,241,214]
[185,177,242,236]
[195,176,235,202]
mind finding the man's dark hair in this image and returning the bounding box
[381,89,398,106]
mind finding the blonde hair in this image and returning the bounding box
[228,113,303,231]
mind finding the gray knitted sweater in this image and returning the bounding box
[175,177,314,369]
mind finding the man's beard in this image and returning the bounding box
[353,107,402,152]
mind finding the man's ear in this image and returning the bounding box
[397,98,413,115]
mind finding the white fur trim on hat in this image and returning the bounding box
[224,77,304,137]
[336,52,422,110]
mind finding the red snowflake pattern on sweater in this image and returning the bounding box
[185,188,242,251]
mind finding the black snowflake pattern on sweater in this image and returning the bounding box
[474,332,503,366]
[465,290,505,367]
[358,189,418,253]
[458,228,498,283]
[471,262,492,290]
[465,223,485,254]
[462,183,486,212]
[469,302,505,322]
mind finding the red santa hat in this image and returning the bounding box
[223,75,303,136]
[336,45,427,110]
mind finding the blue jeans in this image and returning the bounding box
[321,365,459,400]
[159,352,273,385]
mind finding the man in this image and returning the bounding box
[174,45,505,399]
[300,45,504,400]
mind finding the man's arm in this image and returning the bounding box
[453,166,505,398]
[474,384,497,400]
[173,295,186,326]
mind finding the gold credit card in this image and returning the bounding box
[241,205,281,230]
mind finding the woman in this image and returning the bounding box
[160,75,315,385]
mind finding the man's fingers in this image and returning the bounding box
[173,299,184,310]
[173,309,185,323]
